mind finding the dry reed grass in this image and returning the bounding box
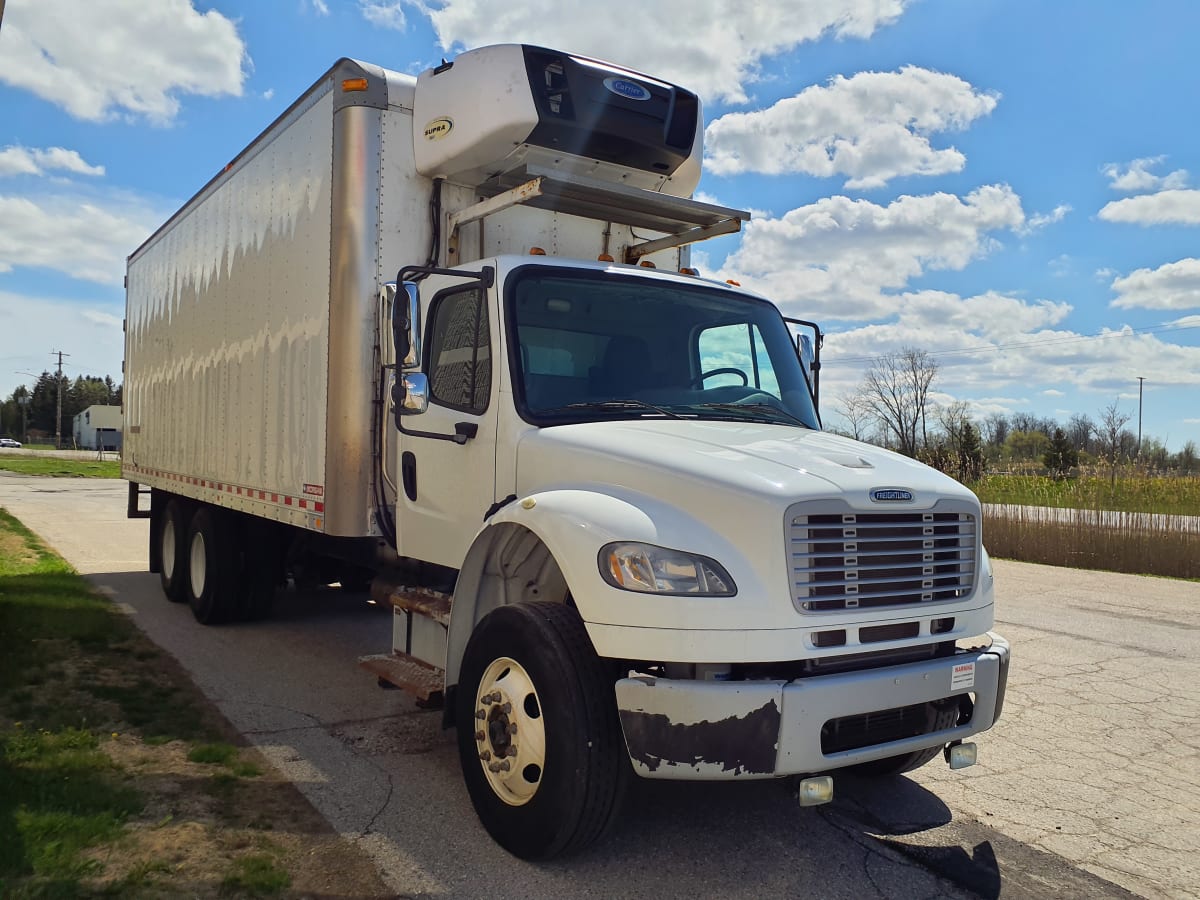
[983,505,1200,579]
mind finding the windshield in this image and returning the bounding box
[507,267,820,429]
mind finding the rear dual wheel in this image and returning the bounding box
[159,499,190,603]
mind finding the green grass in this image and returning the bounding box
[973,472,1200,517]
[187,742,238,766]
[0,457,121,479]
[0,508,224,895]
[221,852,291,896]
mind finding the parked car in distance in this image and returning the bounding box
[0,438,22,448]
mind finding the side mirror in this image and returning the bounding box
[391,282,422,371]
[399,372,429,415]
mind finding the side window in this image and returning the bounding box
[696,322,780,395]
[427,287,491,414]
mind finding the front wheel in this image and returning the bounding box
[455,602,627,859]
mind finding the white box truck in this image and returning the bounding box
[124,44,1010,859]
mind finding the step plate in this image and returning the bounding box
[385,587,451,627]
[359,652,445,702]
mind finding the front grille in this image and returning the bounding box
[821,698,964,754]
[789,504,977,614]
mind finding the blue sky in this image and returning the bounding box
[2,0,1198,449]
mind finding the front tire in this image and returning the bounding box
[186,507,236,625]
[455,602,626,859]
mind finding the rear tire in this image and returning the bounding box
[186,507,236,625]
[159,499,190,603]
[455,602,627,859]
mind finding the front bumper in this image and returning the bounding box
[615,633,1010,779]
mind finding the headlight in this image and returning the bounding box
[599,542,736,596]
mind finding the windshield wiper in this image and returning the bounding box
[693,402,812,428]
[540,399,685,420]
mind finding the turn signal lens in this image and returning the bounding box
[342,78,369,92]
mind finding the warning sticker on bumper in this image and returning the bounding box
[951,661,976,690]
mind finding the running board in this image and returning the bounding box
[359,652,445,704]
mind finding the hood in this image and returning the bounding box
[516,419,976,509]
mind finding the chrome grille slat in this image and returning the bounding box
[789,504,978,614]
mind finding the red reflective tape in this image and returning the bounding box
[284,497,293,506]
[315,502,324,513]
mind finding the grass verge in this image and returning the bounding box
[0,457,121,479]
[0,508,390,897]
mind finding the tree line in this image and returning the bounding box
[1,373,122,444]
[836,348,1197,481]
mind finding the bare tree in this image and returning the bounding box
[1097,400,1132,485]
[982,413,1010,449]
[1067,413,1094,455]
[835,389,874,441]
[860,348,938,456]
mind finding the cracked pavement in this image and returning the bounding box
[2,474,1194,898]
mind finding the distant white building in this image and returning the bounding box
[73,405,123,451]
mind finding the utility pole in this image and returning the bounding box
[52,350,70,449]
[1137,376,1145,457]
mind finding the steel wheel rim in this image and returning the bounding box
[473,656,546,807]
[189,531,207,598]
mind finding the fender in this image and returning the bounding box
[445,487,770,687]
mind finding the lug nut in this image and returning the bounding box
[507,723,518,735]
[507,746,518,758]
[475,709,486,720]
[475,730,485,741]
[479,750,491,761]
[499,760,511,772]
[501,702,512,714]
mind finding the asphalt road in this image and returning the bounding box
[2,473,1196,899]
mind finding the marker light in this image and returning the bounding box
[679,267,699,276]
[639,260,656,268]
[529,246,547,255]
[598,253,615,262]
[342,78,369,92]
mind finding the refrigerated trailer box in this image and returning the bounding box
[124,45,1010,860]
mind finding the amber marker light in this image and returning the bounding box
[725,279,741,286]
[598,253,614,262]
[679,267,699,275]
[342,78,369,92]
[529,246,547,255]
[639,260,656,268]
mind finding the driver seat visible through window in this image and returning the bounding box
[589,335,653,398]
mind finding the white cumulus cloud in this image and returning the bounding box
[360,1,407,30]
[1098,190,1200,226]
[418,0,909,104]
[705,66,998,188]
[1110,258,1200,310]
[714,184,1026,319]
[0,0,247,123]
[1102,156,1189,193]
[0,192,159,284]
[0,146,105,178]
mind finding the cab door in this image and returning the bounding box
[394,274,498,568]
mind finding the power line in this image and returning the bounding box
[825,319,1200,367]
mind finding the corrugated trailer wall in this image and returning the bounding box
[124,86,336,532]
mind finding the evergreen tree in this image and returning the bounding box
[1042,427,1078,477]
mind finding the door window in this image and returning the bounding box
[696,322,781,395]
[427,287,491,414]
